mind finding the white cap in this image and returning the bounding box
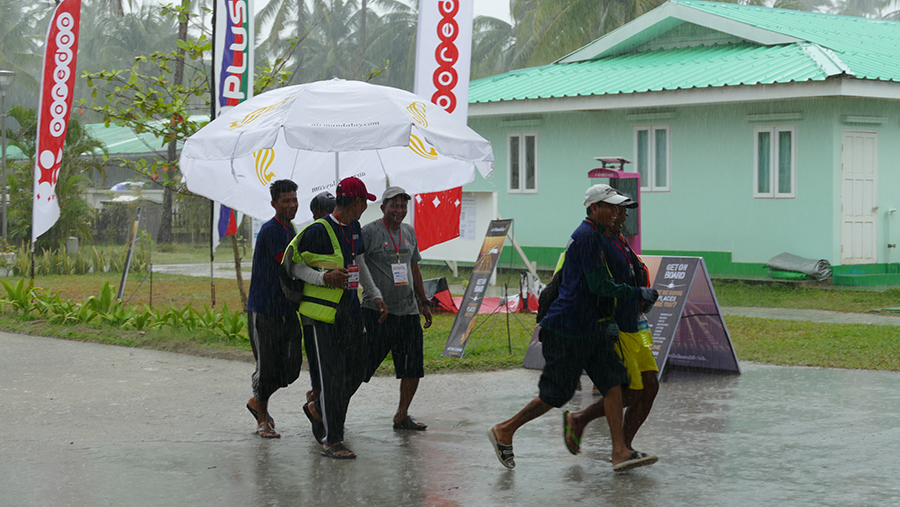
[583,184,629,207]
[382,186,411,203]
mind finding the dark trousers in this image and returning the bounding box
[303,321,320,389]
[309,316,367,444]
[248,312,302,402]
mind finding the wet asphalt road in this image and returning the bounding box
[2,331,899,507]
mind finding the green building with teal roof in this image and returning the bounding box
[465,0,900,285]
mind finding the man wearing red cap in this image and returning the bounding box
[285,176,388,459]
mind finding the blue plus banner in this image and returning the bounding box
[213,0,254,118]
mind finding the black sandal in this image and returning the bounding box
[321,442,356,459]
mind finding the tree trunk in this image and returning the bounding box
[232,234,248,311]
[359,0,367,74]
[159,0,190,244]
[158,186,173,244]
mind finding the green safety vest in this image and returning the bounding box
[284,218,344,324]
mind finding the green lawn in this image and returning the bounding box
[3,273,900,372]
[713,281,900,313]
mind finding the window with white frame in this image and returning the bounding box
[754,125,796,198]
[508,132,537,193]
[634,125,670,192]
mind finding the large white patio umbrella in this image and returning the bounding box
[181,78,494,221]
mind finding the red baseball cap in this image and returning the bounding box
[336,176,376,201]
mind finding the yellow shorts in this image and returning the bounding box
[615,329,659,390]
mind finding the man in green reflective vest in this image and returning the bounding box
[287,176,387,460]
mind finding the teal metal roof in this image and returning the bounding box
[6,120,192,160]
[469,0,900,103]
[681,0,900,80]
[84,122,174,157]
[470,43,831,101]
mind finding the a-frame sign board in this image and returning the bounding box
[524,256,741,378]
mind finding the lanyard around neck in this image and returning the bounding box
[382,219,402,262]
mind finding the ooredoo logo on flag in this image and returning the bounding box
[413,0,474,120]
[33,0,82,243]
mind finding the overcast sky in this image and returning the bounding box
[471,0,512,22]
[137,0,513,24]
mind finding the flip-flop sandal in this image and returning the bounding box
[303,403,326,443]
[254,423,280,439]
[393,415,427,431]
[246,403,275,429]
[563,410,581,455]
[613,450,658,472]
[321,442,356,460]
[487,427,515,469]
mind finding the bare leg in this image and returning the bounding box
[623,371,659,449]
[492,397,553,446]
[568,386,642,449]
[250,390,280,438]
[604,386,632,466]
[567,398,605,450]
[394,377,419,424]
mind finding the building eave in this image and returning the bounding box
[468,78,900,117]
[557,1,803,63]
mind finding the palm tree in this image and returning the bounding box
[470,15,516,79]
[255,0,314,80]
[829,0,893,17]
[6,107,106,247]
[523,0,666,66]
[360,0,418,87]
[0,1,47,109]
[298,0,361,81]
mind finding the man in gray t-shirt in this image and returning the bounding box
[361,186,433,431]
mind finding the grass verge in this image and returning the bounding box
[714,281,900,313]
[727,316,900,370]
[3,274,900,373]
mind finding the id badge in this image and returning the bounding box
[392,262,409,286]
[347,264,360,289]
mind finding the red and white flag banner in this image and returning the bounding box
[415,187,462,252]
[413,0,474,119]
[33,0,82,243]
[413,0,474,248]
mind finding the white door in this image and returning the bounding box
[841,131,878,264]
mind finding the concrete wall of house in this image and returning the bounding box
[832,97,900,268]
[466,95,900,270]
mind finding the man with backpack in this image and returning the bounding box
[487,184,659,472]
[563,195,661,457]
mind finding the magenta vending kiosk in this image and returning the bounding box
[588,157,641,254]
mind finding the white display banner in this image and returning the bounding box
[413,0,474,122]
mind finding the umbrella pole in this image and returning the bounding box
[334,152,339,188]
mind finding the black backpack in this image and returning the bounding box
[536,270,562,323]
[536,268,615,324]
[279,241,305,304]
